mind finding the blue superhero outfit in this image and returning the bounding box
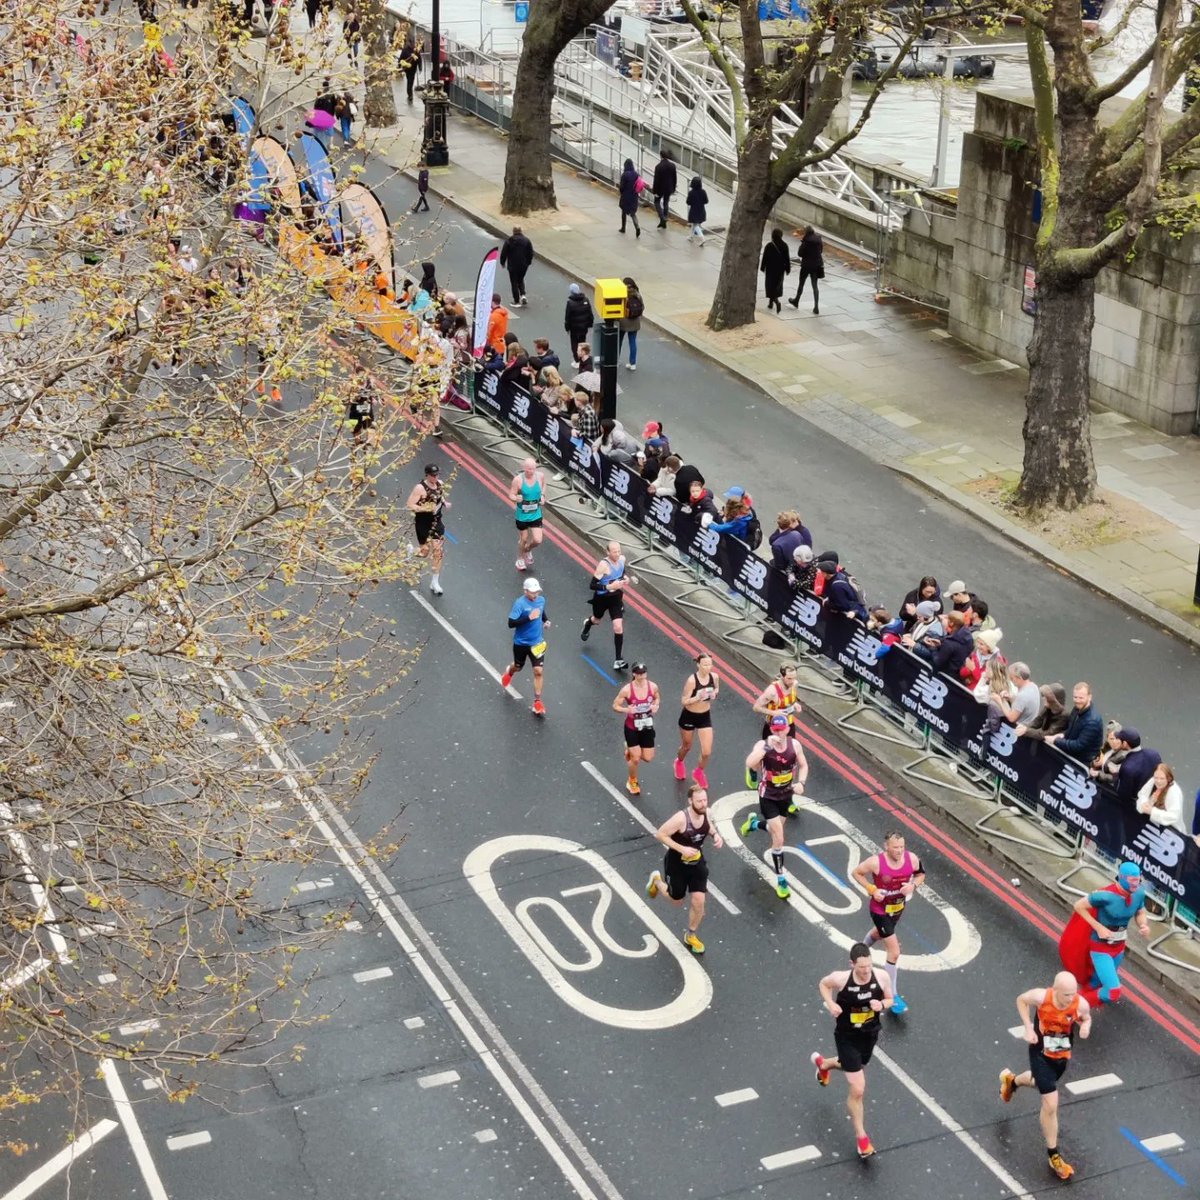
[1058,862,1146,1006]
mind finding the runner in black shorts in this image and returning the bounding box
[581,540,632,671]
[812,942,894,1160]
[741,714,808,899]
[674,651,719,788]
[613,663,660,795]
[406,463,450,596]
[646,785,723,955]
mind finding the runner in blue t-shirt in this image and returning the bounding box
[502,577,549,716]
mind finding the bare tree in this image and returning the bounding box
[1014,0,1200,509]
[0,0,426,1112]
[500,0,614,214]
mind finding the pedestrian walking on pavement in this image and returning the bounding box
[647,784,723,956]
[812,942,896,1162]
[618,277,644,370]
[674,651,719,787]
[651,148,677,228]
[614,663,661,795]
[760,228,791,313]
[501,577,549,717]
[686,176,708,244]
[789,224,824,314]
[619,159,642,237]
[412,162,430,212]
[336,91,356,147]
[564,283,594,361]
[500,226,534,307]
[343,9,361,65]
[398,34,421,103]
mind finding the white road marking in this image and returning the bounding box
[714,1087,758,1107]
[474,1129,498,1144]
[211,731,239,742]
[409,589,523,698]
[296,877,334,892]
[166,1131,212,1151]
[1141,1133,1184,1153]
[353,967,394,983]
[98,973,117,984]
[141,1079,163,1091]
[1065,1073,1122,1095]
[58,885,80,894]
[118,1018,160,1036]
[1008,1025,1026,1038]
[101,1059,170,1200]
[0,1119,118,1200]
[344,920,363,931]
[760,1145,821,1170]
[418,1070,460,1089]
[874,1048,1033,1199]
[0,958,52,996]
[403,1016,426,1029]
[258,800,283,811]
[580,761,740,915]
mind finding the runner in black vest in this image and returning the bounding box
[646,785,723,956]
[741,714,808,898]
[406,463,451,595]
[812,942,894,1161]
[613,663,660,796]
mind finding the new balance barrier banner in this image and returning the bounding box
[505,381,545,446]
[679,514,729,581]
[767,576,828,653]
[643,491,681,549]
[726,536,771,612]
[537,408,574,472]
[474,367,505,422]
[567,437,603,494]
[825,615,887,693]
[883,648,982,749]
[601,457,649,528]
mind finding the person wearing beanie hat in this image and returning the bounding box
[902,600,943,652]
[1058,860,1150,1009]
[960,626,1005,691]
[1017,683,1069,740]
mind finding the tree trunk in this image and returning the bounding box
[1015,278,1098,509]
[501,32,558,213]
[361,0,397,129]
[707,134,775,331]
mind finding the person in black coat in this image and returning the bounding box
[760,228,791,313]
[789,224,824,314]
[618,159,641,237]
[651,149,677,228]
[564,283,594,362]
[686,176,708,244]
[914,611,974,677]
[500,226,534,307]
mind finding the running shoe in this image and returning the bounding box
[739,814,759,836]
[673,757,686,780]
[745,766,758,788]
[999,1069,1016,1103]
[525,549,534,565]
[430,581,444,596]
[856,1135,875,1161]
[683,931,704,956]
[613,659,629,671]
[531,699,546,717]
[580,621,591,642]
[691,767,708,788]
[646,869,662,899]
[1047,1153,1074,1181]
[626,779,641,796]
[515,558,526,571]
[406,542,415,556]
[775,876,791,900]
[890,995,908,1016]
[787,800,799,815]
[811,1052,829,1086]
[500,671,513,689]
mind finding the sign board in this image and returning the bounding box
[514,2,529,22]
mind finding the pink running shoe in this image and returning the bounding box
[673,758,686,780]
[691,767,708,788]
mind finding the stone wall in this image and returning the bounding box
[949,87,1200,435]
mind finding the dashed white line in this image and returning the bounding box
[296,877,334,892]
[715,1087,758,1107]
[418,1070,460,1089]
[1065,1073,1122,1095]
[98,973,117,984]
[1141,1133,1184,1153]
[211,730,239,742]
[258,799,283,811]
[344,920,363,931]
[0,1118,118,1200]
[474,1129,498,1144]
[166,1131,212,1151]
[118,1018,160,1036]
[403,1016,426,1029]
[580,761,740,915]
[408,589,523,698]
[760,1145,821,1170]
[353,967,394,983]
[101,1059,169,1200]
[141,1079,163,1091]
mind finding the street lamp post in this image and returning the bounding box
[423,0,450,165]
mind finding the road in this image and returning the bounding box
[5,441,1197,1200]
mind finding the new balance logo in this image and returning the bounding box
[1048,765,1096,811]
[989,724,1018,757]
[511,392,530,419]
[1133,823,1185,868]
[790,595,821,628]
[543,416,560,444]
[479,372,499,398]
[693,526,720,557]
[845,628,884,666]
[573,442,593,469]
[737,557,767,591]
[648,496,674,525]
[908,674,947,711]
[607,466,630,496]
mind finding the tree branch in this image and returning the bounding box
[1026,22,1061,257]
[680,0,747,152]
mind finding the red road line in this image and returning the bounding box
[440,440,1200,1054]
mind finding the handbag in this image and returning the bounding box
[816,263,826,279]
[634,175,646,195]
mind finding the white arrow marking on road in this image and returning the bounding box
[580,761,739,915]
[465,835,713,1030]
[409,589,522,698]
[708,791,981,972]
[0,1119,119,1200]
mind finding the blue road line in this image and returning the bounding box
[791,844,847,891]
[1120,1126,1188,1188]
[444,529,458,544]
[581,653,620,686]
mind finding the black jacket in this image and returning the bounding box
[673,464,705,505]
[798,231,824,271]
[915,623,973,676]
[686,179,708,224]
[500,233,534,272]
[760,238,791,297]
[652,157,677,198]
[564,293,594,337]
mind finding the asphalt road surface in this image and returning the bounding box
[7,437,1198,1200]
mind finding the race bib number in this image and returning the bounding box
[1043,1034,1071,1054]
[520,502,539,513]
[768,770,793,787]
[850,1010,874,1026]
[633,716,654,730]
[681,850,702,864]
[531,641,547,657]
[885,900,905,915]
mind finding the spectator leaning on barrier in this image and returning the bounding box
[711,487,760,546]
[1136,763,1185,832]
[899,576,941,631]
[1044,682,1104,764]
[673,461,705,506]
[816,554,869,622]
[789,544,818,593]
[964,596,997,632]
[1098,728,1162,805]
[653,454,681,497]
[597,418,641,465]
[901,600,942,650]
[1017,682,1069,740]
[573,391,602,443]
[680,479,719,525]
[914,610,974,676]
[642,421,671,458]
[988,661,1041,734]
[769,510,813,570]
[960,627,1004,691]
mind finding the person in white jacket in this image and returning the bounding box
[1135,763,1185,833]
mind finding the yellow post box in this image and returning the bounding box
[595,277,628,321]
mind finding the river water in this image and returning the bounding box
[390,0,1165,189]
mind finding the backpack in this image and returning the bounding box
[743,511,762,551]
[626,291,644,320]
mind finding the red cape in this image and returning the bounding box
[1058,882,1127,1006]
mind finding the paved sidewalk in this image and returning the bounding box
[240,15,1200,643]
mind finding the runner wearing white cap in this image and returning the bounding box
[502,577,549,716]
